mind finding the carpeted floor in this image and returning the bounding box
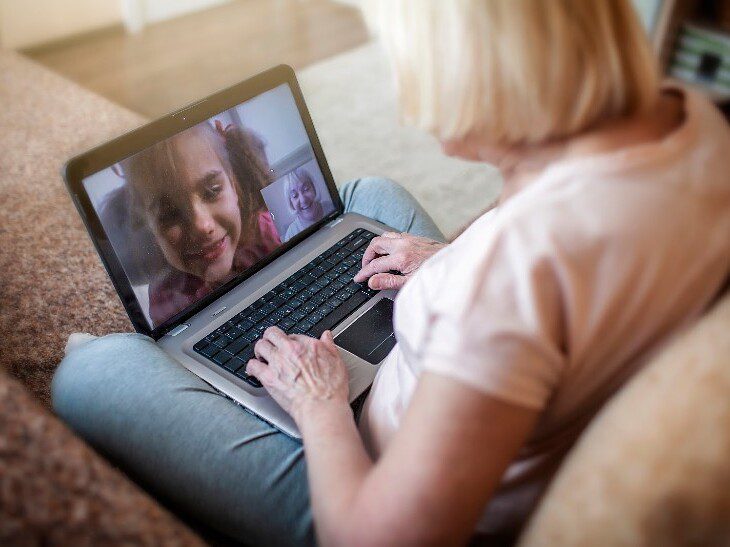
[0,43,501,408]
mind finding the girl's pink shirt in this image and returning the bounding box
[148,210,281,326]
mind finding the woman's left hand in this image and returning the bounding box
[247,327,349,423]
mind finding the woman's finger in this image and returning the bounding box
[353,254,402,283]
[361,235,400,268]
[254,338,276,363]
[246,358,268,381]
[368,272,407,290]
[320,330,336,348]
[262,326,291,350]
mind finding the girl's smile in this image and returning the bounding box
[140,127,243,285]
[184,234,230,263]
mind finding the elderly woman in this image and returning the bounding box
[52,0,730,545]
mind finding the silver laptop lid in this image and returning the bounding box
[65,67,343,338]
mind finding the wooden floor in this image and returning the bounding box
[25,0,369,118]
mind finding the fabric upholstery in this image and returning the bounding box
[519,291,730,546]
[0,369,203,545]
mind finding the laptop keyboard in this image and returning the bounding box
[192,228,379,387]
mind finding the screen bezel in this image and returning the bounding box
[64,65,344,340]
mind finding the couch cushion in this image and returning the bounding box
[518,291,730,546]
[0,50,143,406]
[0,369,203,544]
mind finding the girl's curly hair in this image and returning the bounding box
[120,120,273,249]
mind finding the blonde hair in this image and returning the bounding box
[364,0,660,145]
[284,166,320,213]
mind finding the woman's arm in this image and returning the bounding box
[248,328,538,546]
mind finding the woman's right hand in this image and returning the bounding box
[353,232,446,290]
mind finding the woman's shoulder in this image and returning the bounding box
[284,218,302,241]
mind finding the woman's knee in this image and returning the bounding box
[340,177,408,210]
[340,177,445,241]
[51,333,157,424]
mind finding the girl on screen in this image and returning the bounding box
[282,166,326,241]
[120,121,281,326]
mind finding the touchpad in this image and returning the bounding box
[335,298,396,364]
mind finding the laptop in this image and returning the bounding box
[64,65,397,438]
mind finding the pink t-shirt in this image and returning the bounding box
[359,88,730,534]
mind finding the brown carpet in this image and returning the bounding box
[0,50,143,407]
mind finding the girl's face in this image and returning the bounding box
[289,177,318,220]
[142,129,242,285]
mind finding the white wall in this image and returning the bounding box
[0,0,234,48]
[122,0,231,33]
[0,0,123,49]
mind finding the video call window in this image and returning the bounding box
[83,84,335,329]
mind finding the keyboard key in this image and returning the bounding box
[227,338,250,354]
[224,357,246,373]
[292,280,308,293]
[245,376,263,388]
[200,344,217,358]
[212,350,233,366]
[224,328,242,340]
[250,298,266,310]
[234,367,262,388]
[212,336,230,349]
[297,318,315,331]
[311,293,329,306]
[237,346,255,362]
[309,310,327,324]
[261,303,277,315]
[235,318,254,331]
[345,236,368,252]
[249,310,266,322]
[335,289,351,301]
[279,318,296,331]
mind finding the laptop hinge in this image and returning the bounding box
[326,216,344,227]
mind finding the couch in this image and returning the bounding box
[1,44,729,545]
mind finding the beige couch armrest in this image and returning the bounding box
[519,292,730,546]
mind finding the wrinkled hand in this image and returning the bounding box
[353,232,446,290]
[247,327,349,423]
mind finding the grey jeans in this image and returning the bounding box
[52,178,444,547]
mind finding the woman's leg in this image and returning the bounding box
[52,177,439,545]
[52,333,313,547]
[339,177,446,242]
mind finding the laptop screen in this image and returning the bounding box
[82,83,337,330]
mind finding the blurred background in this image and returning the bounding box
[1,0,369,117]
[0,0,728,119]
